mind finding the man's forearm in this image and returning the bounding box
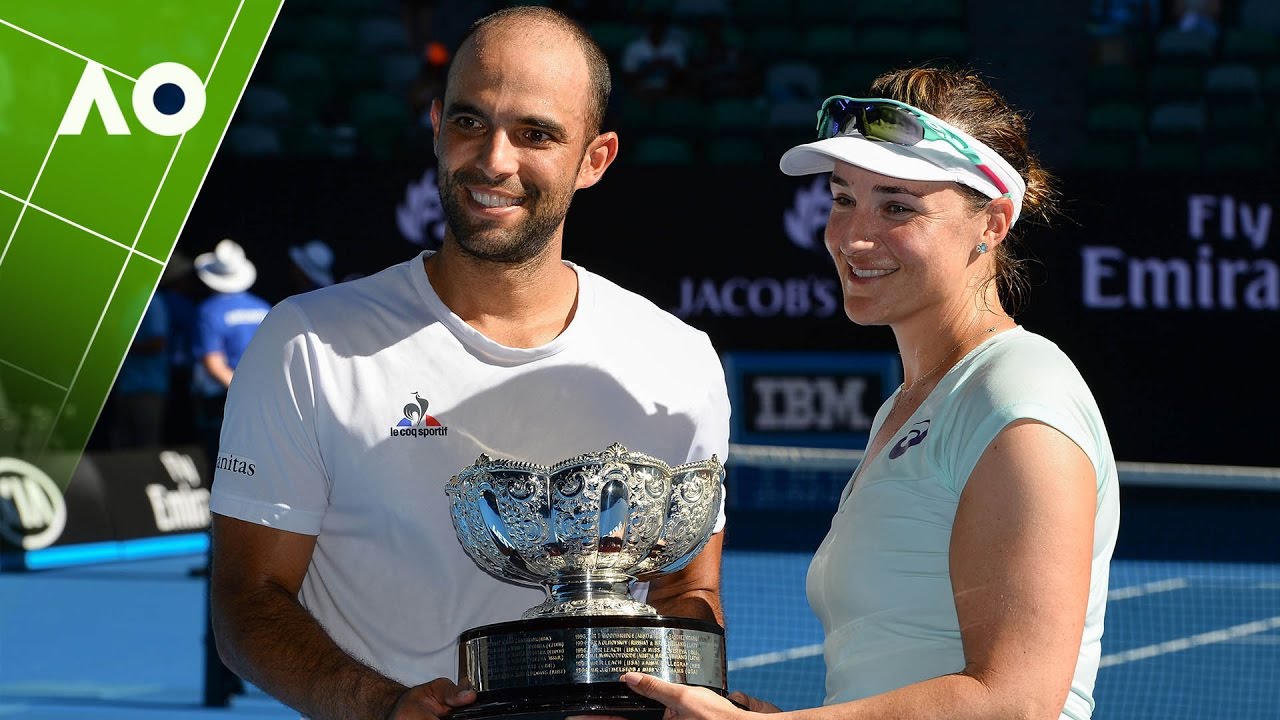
[644,533,725,626]
[215,582,406,720]
[202,352,235,389]
[649,588,723,625]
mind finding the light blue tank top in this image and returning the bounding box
[806,327,1120,720]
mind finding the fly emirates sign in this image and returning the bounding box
[1083,194,1275,311]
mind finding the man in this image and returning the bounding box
[208,7,731,720]
[620,10,690,101]
[191,238,271,467]
[155,250,200,447]
[108,291,169,449]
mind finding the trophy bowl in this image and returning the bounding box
[444,443,727,720]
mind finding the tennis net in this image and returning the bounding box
[719,443,1280,719]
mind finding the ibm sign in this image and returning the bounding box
[724,352,900,449]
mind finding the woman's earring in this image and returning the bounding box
[976,242,989,254]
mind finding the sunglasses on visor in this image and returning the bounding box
[815,96,1011,197]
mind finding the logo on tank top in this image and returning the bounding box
[888,419,929,459]
[389,392,448,438]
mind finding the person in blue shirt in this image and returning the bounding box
[286,238,336,295]
[156,250,200,446]
[191,238,271,454]
[191,237,270,707]
[109,292,169,448]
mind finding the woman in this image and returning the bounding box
[584,66,1121,720]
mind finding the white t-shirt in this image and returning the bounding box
[806,327,1119,720]
[210,251,731,686]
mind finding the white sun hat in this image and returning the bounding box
[289,239,335,287]
[194,239,257,294]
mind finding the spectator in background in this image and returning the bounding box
[191,237,270,707]
[412,47,453,147]
[690,14,758,101]
[402,0,497,143]
[156,250,200,447]
[287,239,336,295]
[620,11,690,101]
[1169,0,1220,36]
[398,0,435,55]
[191,238,271,466]
[108,291,169,449]
[1088,0,1161,64]
[1090,0,1162,32]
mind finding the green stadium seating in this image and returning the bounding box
[630,135,697,165]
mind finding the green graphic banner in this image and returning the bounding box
[0,1,282,494]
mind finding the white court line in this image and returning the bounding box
[0,357,68,392]
[0,129,60,271]
[0,187,164,264]
[118,0,251,256]
[0,14,160,364]
[729,614,1280,673]
[0,18,137,81]
[0,140,160,400]
[36,1,248,459]
[1099,615,1280,668]
[1108,577,1189,601]
[0,681,164,699]
[725,577,1193,670]
[729,643,823,671]
[204,0,249,87]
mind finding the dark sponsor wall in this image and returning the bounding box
[0,446,210,570]
[180,157,1279,468]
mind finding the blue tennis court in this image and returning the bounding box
[3,547,1278,719]
[722,552,1280,718]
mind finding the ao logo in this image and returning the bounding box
[0,457,66,551]
[58,61,206,136]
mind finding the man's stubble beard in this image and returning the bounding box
[438,169,577,266]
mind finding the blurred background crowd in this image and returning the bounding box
[91,0,1280,459]
[220,0,1280,171]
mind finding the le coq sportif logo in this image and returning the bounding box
[390,392,448,438]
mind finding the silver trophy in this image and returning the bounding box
[445,443,727,720]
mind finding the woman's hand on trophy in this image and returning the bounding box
[386,677,476,720]
[727,690,781,713]
[569,672,755,720]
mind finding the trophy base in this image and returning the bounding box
[450,682,673,720]
[456,615,726,720]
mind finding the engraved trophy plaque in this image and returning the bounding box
[444,443,727,720]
